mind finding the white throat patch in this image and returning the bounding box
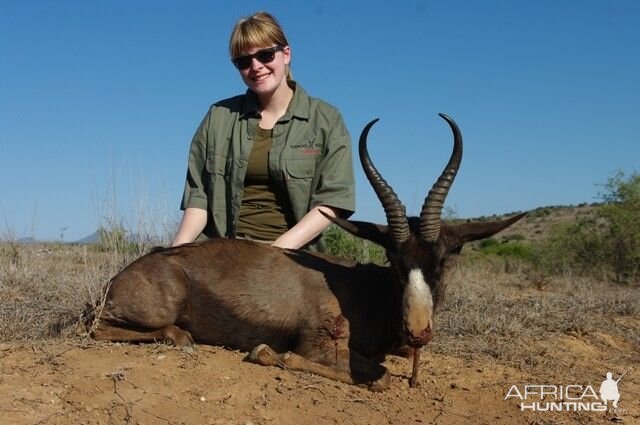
[403,269,434,331]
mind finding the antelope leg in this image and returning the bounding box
[93,323,194,347]
[247,344,390,391]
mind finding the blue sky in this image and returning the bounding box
[2,1,639,241]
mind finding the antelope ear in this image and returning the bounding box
[443,212,526,251]
[323,214,392,248]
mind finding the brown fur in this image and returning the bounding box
[93,213,523,389]
[93,115,525,389]
[94,239,402,388]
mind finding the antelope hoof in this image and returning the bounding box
[162,325,194,347]
[181,344,195,354]
[248,344,280,367]
[369,370,391,392]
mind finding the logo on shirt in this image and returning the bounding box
[290,138,321,155]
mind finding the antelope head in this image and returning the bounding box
[329,114,525,348]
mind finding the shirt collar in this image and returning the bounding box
[240,81,310,121]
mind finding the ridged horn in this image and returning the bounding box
[419,113,463,242]
[359,119,410,243]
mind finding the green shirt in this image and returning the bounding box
[237,127,294,241]
[180,82,356,250]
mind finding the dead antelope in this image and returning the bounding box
[93,114,524,390]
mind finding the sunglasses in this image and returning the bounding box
[232,45,285,70]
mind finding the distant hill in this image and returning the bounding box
[71,229,167,246]
[462,203,601,243]
[74,231,100,244]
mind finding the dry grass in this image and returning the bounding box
[0,242,137,340]
[431,256,640,375]
[1,241,638,379]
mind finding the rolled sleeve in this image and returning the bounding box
[180,109,211,211]
[310,112,356,218]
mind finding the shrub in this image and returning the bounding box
[534,171,640,283]
[530,221,604,278]
[503,233,526,242]
[477,238,534,261]
[97,225,140,254]
[478,238,499,250]
[597,171,640,282]
[323,225,386,264]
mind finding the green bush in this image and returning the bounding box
[530,221,602,278]
[323,225,386,264]
[534,171,640,283]
[597,172,640,282]
[478,239,534,261]
[478,238,499,250]
[503,233,526,242]
[97,225,142,255]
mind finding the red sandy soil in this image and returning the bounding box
[1,336,637,425]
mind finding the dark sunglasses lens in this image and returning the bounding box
[233,47,279,70]
[255,50,276,64]
[234,56,252,69]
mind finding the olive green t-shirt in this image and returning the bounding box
[237,127,294,241]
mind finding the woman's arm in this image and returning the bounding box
[272,106,355,250]
[173,108,213,247]
[271,205,338,249]
[171,207,208,246]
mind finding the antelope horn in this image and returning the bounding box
[359,119,410,244]
[419,113,463,242]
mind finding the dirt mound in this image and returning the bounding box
[1,338,637,425]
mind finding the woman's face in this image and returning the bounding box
[235,45,291,97]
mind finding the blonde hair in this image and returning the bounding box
[229,12,292,80]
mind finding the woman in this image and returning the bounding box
[172,12,355,251]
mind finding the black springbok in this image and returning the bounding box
[93,114,524,390]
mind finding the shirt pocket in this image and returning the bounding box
[205,154,232,210]
[205,154,228,176]
[285,158,317,179]
[284,158,317,208]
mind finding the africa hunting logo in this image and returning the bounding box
[505,371,629,413]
